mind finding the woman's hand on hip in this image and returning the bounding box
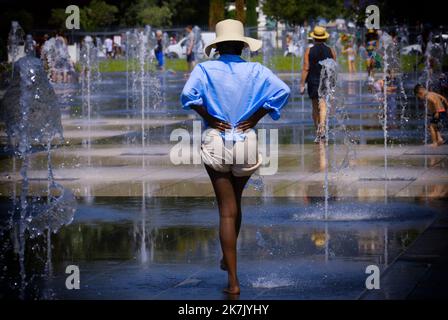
[207,117,232,132]
[236,108,269,132]
[236,118,257,132]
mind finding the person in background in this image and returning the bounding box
[113,35,122,58]
[155,30,165,71]
[185,25,196,74]
[415,84,447,146]
[54,31,71,83]
[104,37,113,59]
[342,42,357,73]
[365,29,380,82]
[300,26,337,143]
[36,34,49,59]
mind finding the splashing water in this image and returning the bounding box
[0,44,76,298]
[7,21,24,75]
[193,26,203,61]
[251,274,295,288]
[421,38,444,153]
[318,58,338,220]
[41,35,76,83]
[79,36,100,165]
[262,32,274,69]
[125,27,162,161]
[381,33,393,181]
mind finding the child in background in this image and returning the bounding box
[365,29,380,82]
[414,84,447,146]
[342,43,357,73]
[155,30,165,71]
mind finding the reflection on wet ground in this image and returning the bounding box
[1,71,448,299]
[0,197,443,299]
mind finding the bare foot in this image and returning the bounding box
[430,142,439,147]
[437,140,445,146]
[223,284,240,295]
[220,259,227,271]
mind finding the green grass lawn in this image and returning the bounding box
[96,58,189,73]
[92,53,435,74]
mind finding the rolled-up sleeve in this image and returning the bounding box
[260,69,291,120]
[180,65,204,110]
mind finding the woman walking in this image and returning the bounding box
[300,26,336,143]
[181,19,290,295]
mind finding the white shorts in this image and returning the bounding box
[200,129,262,177]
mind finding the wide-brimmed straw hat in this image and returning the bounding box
[310,26,330,40]
[204,19,262,57]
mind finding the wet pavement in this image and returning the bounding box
[0,70,447,299]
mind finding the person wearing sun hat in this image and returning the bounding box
[181,19,290,295]
[300,25,336,143]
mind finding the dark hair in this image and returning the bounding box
[366,31,378,42]
[314,38,326,43]
[186,25,193,31]
[216,41,245,56]
[414,84,425,95]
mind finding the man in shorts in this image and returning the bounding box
[185,25,196,73]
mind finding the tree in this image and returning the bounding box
[262,0,347,25]
[1,9,34,33]
[49,8,67,29]
[80,0,118,31]
[164,0,209,27]
[122,0,174,27]
[138,5,173,27]
[235,0,246,23]
[209,0,225,30]
[246,0,258,38]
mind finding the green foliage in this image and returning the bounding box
[80,0,118,31]
[246,0,258,38]
[262,0,347,25]
[49,8,68,30]
[138,5,173,27]
[1,9,34,32]
[246,0,258,27]
[122,0,173,27]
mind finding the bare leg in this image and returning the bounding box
[312,98,319,130]
[430,124,444,146]
[220,174,251,271]
[318,98,327,137]
[367,59,374,78]
[436,130,444,145]
[429,124,438,146]
[205,165,240,294]
[233,174,251,235]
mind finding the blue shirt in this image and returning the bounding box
[180,54,290,141]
